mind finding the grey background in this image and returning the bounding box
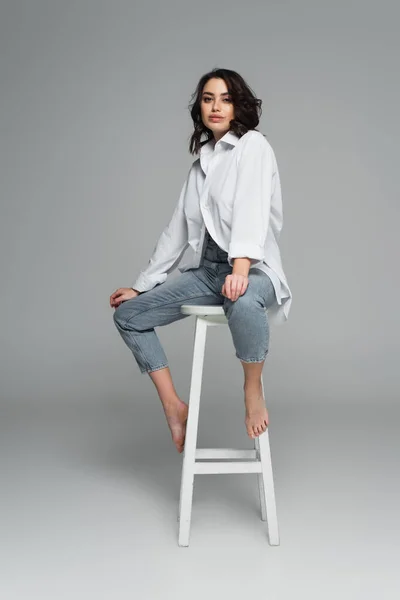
[0,1,398,598]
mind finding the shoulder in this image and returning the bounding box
[237,130,272,154]
[236,130,274,162]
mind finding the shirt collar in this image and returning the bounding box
[199,130,240,156]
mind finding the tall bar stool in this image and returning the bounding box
[177,304,279,547]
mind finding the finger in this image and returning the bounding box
[113,292,124,305]
[235,280,246,301]
[237,280,246,299]
[225,279,232,300]
[235,279,242,300]
[111,294,121,302]
[233,278,243,301]
[231,281,238,301]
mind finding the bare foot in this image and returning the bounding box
[244,383,269,438]
[162,399,188,453]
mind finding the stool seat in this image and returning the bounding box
[181,304,227,325]
[181,305,268,315]
[181,304,268,326]
[177,304,279,547]
[181,305,225,316]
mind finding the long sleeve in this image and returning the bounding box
[132,173,190,292]
[227,133,274,267]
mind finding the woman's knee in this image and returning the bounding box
[113,304,126,329]
[113,298,139,329]
[223,291,264,319]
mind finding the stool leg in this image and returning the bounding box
[178,317,208,547]
[255,435,267,521]
[257,376,280,545]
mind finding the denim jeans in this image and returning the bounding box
[113,229,277,374]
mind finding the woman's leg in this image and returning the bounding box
[113,267,223,452]
[220,268,277,438]
[113,268,222,373]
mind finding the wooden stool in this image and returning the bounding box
[177,305,279,547]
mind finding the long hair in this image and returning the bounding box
[188,68,263,155]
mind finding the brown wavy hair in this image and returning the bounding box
[188,68,263,155]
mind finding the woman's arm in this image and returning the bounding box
[232,257,252,277]
[228,133,274,268]
[131,170,191,292]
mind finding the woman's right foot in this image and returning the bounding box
[244,383,269,438]
[162,399,189,453]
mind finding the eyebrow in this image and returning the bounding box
[202,92,231,96]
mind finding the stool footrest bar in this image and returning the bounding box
[194,461,262,474]
[195,448,257,460]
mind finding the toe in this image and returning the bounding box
[246,422,253,438]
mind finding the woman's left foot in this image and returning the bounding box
[162,398,188,453]
[244,383,269,438]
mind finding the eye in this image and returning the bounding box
[202,97,232,102]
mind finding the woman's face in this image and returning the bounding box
[200,77,235,140]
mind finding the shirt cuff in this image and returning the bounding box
[131,272,163,293]
[228,242,264,267]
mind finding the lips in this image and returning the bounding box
[209,116,224,121]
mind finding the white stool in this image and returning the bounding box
[177,305,279,547]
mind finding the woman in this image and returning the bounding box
[110,68,292,453]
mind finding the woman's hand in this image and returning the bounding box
[221,273,249,302]
[110,287,141,309]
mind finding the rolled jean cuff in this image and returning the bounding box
[141,363,169,375]
[235,351,268,363]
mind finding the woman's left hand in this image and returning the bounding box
[221,273,249,302]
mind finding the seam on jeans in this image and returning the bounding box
[114,315,152,372]
[129,334,152,372]
[190,268,222,294]
[124,291,218,326]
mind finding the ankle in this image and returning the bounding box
[243,380,262,392]
[161,394,184,411]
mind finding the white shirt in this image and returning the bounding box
[132,129,292,325]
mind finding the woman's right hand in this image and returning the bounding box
[110,287,141,309]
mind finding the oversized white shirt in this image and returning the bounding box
[132,129,292,325]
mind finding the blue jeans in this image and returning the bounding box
[113,229,277,374]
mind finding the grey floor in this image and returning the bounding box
[1,398,398,600]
